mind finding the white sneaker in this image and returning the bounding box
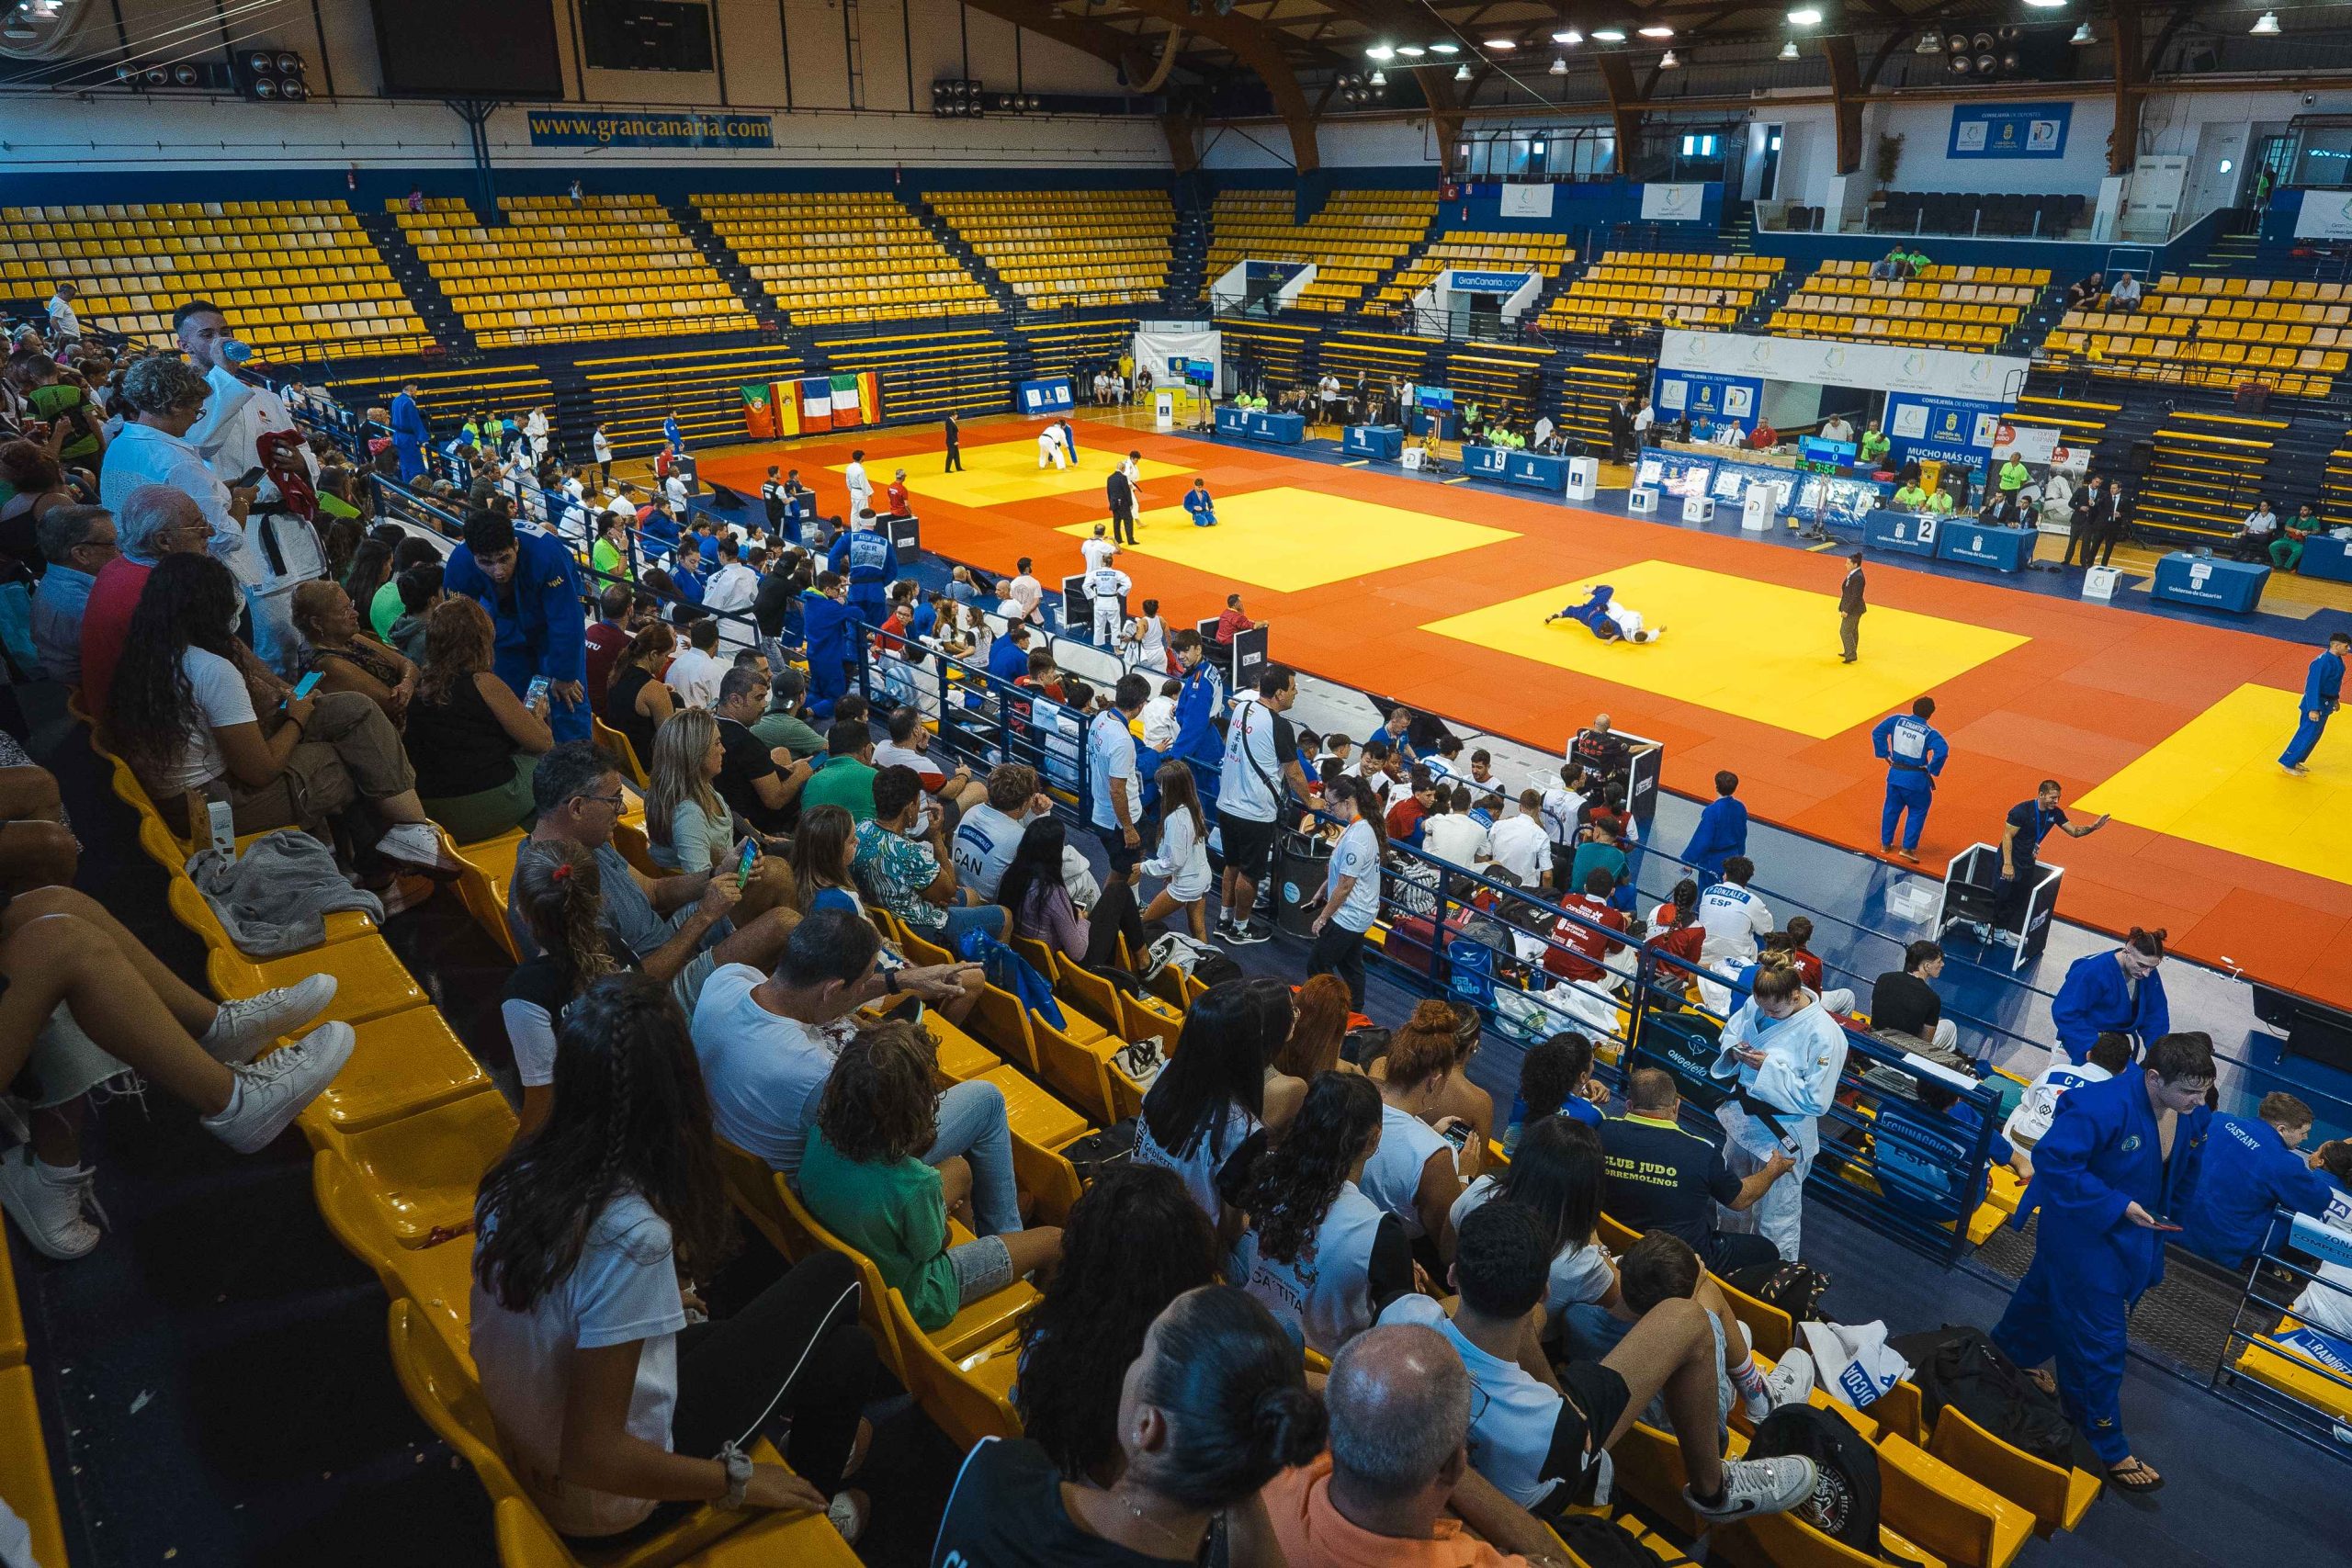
[0,1145,106,1259]
[1764,1348,1817,1412]
[376,822,461,872]
[202,974,338,1065]
[201,1021,356,1154]
[1684,1455,1818,1525]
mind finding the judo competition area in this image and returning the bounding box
[699,413,2352,1014]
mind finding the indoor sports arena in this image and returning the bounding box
[3,3,2351,1566]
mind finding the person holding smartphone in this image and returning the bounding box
[1993,1032,2214,1495]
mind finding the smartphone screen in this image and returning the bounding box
[525,675,551,707]
[290,671,322,699]
[1440,1121,1473,1151]
[736,839,760,889]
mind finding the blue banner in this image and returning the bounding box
[1883,392,2006,469]
[1017,377,1074,416]
[1653,370,1764,433]
[1448,269,1533,293]
[1948,104,2071,161]
[1244,260,1306,284]
[526,111,774,149]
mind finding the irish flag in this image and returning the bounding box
[741,382,778,440]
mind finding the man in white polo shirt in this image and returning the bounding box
[1088,675,1150,883]
[1216,663,1313,944]
[1488,789,1555,890]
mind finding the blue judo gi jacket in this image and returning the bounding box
[2050,950,2170,1065]
[443,531,588,741]
[2177,1113,2344,1268]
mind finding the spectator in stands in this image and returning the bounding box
[1865,939,1958,1053]
[664,616,725,710]
[366,536,434,639]
[1273,974,1355,1087]
[752,667,825,761]
[590,508,633,588]
[1012,1164,1220,1486]
[2109,271,2143,310]
[1423,784,1490,872]
[854,763,1004,946]
[1599,1069,1790,1274]
[445,509,590,742]
[1566,815,1627,902]
[78,484,209,716]
[2004,1031,2132,1163]
[496,838,637,1137]
[2230,498,2280,561]
[1681,771,1747,883]
[108,552,452,866]
[802,721,879,822]
[1232,1070,1412,1354]
[1001,814,1142,972]
[2052,926,2168,1064]
[1451,1113,1620,1330]
[1136,980,1306,1237]
[581,583,632,717]
[1216,664,1310,947]
[1545,869,1632,1013]
[700,536,758,618]
[1870,249,1905,281]
[291,579,416,723]
[404,597,552,843]
[643,708,745,875]
[2177,1091,2349,1269]
[602,620,677,775]
[950,762,1053,903]
[0,884,353,1260]
[1307,775,1385,1010]
[1509,1033,1605,1150]
[2064,272,2105,310]
[1360,1002,1476,1258]
[1378,1203,1815,1524]
[1994,1031,2214,1494]
[28,503,113,684]
[44,281,79,344]
[2271,502,2319,573]
[1385,766,1439,849]
[1140,759,1212,940]
[936,1286,1322,1562]
[1694,855,1772,969]
[97,355,270,648]
[1002,556,1046,626]
[799,1019,1062,1332]
[1487,789,1552,890]
[468,972,878,1546]
[511,742,796,1013]
[1709,964,1848,1261]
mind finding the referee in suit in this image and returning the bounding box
[1106,456,1138,545]
[943,411,963,472]
[1838,552,1866,664]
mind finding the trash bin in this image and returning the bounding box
[1275,830,1332,939]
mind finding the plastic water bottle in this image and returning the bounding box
[220,337,254,365]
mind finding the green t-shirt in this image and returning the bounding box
[1893,485,1927,510]
[800,756,877,821]
[1999,461,2030,492]
[1860,432,1890,462]
[797,1127,959,1329]
[1926,490,1956,514]
[369,577,405,642]
[752,709,826,761]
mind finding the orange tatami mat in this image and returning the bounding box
[698,417,2352,1008]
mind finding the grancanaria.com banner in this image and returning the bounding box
[526,111,774,149]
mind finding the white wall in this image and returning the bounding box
[1202,118,1438,171]
[0,0,1159,169]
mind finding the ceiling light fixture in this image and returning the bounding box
[1550,56,1568,74]
[1365,44,1395,60]
[1396,45,1425,57]
[2071,22,2093,44]
[1430,42,1459,54]
[1659,49,1680,67]
[1640,26,1676,39]
[2024,0,2067,9]
[1454,62,1472,80]
[1484,38,1517,51]
[1786,6,1822,23]
[1369,69,1386,85]
[1553,30,1583,46]
[1916,31,1942,52]
[1781,39,1799,59]
[2251,11,2280,35]
[1592,28,1627,44]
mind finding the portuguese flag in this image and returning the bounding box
[741,382,778,440]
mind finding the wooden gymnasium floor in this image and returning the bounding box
[699,413,2352,1009]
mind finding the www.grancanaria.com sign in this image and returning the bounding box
[526,112,774,149]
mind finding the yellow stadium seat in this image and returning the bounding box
[882,1286,1023,1450]
[1927,1402,2101,1535]
[0,1365,68,1568]
[311,1087,516,1246]
[287,1006,492,1137]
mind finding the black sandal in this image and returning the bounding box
[2107,1457,2164,1494]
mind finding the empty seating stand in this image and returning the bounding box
[1218,319,1320,389]
[1377,230,1572,309]
[1542,251,1782,335]
[2139,411,2286,541]
[930,190,1172,310]
[1555,350,1654,449]
[1017,319,1136,387]
[813,328,1011,421]
[395,195,752,348]
[1204,189,1435,311]
[1443,343,1554,429]
[1773,260,2045,351]
[576,343,808,457]
[2041,274,2351,400]
[1315,329,1442,400]
[696,192,993,329]
[0,198,430,355]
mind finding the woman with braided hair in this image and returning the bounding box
[501,839,631,1136]
[469,970,881,1546]
[1231,1070,1416,1356]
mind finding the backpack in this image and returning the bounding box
[1885,1325,2092,1472]
[1551,1516,1679,1568]
[1145,930,1219,979]
[1192,953,1245,989]
[1869,1098,1988,1229]
[1060,1119,1136,1182]
[1723,1260,1835,1325]
[1745,1405,1923,1564]
[1630,1010,1728,1111]
[965,930,1068,1032]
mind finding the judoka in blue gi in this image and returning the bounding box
[1682,770,1748,884]
[441,511,590,742]
[1183,479,1218,528]
[2176,1092,2349,1269]
[2050,928,2169,1064]
[1870,696,1946,862]
[1169,634,1227,779]
[1545,583,1663,643]
[662,412,685,453]
[2280,630,2350,773]
[826,512,899,629]
[986,622,1033,685]
[389,381,428,483]
[798,575,858,718]
[1995,1032,2214,1491]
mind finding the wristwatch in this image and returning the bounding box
[884,968,901,995]
[718,1441,753,1508]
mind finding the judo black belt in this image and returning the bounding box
[1735,1088,1800,1148]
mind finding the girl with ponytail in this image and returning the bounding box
[1233,1071,1416,1354]
[470,972,881,1545]
[935,1284,1324,1564]
[1306,773,1385,1010]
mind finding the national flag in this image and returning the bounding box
[800,377,833,430]
[741,382,777,440]
[774,382,804,438]
[829,374,864,428]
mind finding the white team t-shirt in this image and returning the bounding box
[688,963,847,1176]
[161,646,257,794]
[1327,818,1383,932]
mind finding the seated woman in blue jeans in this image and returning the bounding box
[850,763,1008,953]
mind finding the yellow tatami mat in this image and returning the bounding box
[1419,559,2030,739]
[2077,682,2352,884]
[1058,486,1520,592]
